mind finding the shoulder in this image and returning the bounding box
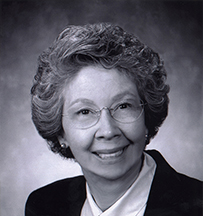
[145,150,203,216]
[25,175,86,216]
[146,149,202,186]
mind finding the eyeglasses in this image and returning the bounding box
[62,100,145,129]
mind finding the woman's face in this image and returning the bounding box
[61,65,147,181]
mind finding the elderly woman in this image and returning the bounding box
[25,23,202,216]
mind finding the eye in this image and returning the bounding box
[118,103,132,109]
[77,109,91,115]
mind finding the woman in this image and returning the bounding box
[25,23,202,216]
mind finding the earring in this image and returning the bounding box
[60,143,67,148]
[145,134,149,145]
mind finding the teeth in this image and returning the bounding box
[97,149,124,159]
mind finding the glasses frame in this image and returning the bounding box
[62,100,145,129]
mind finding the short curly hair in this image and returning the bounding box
[31,23,170,158]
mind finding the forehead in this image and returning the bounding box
[63,65,140,106]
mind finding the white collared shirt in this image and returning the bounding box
[81,152,156,216]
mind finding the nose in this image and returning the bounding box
[95,108,121,140]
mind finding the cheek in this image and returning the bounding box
[121,119,146,143]
[62,123,94,152]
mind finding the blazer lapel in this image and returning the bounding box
[144,150,186,216]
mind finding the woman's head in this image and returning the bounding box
[60,65,148,180]
[31,23,170,158]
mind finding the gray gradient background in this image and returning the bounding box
[0,0,203,215]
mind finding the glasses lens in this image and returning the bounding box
[112,102,143,123]
[65,108,99,129]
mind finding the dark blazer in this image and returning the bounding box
[25,150,203,216]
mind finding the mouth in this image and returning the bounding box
[93,145,129,160]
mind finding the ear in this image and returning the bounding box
[58,136,69,148]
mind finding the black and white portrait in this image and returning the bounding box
[1,1,202,215]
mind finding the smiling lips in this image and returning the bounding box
[93,145,128,159]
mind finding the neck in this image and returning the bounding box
[82,158,143,211]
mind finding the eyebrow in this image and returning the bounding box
[111,91,139,102]
[69,98,95,107]
[69,91,139,107]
